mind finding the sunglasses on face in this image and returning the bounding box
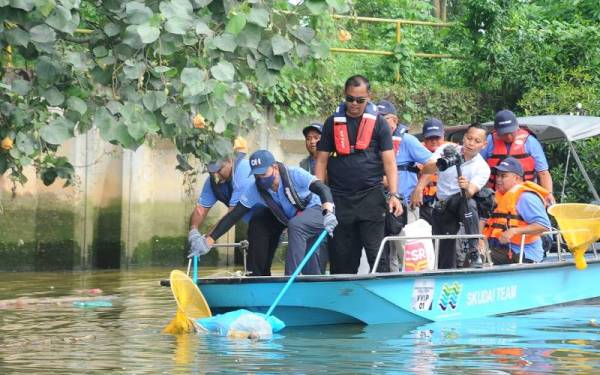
[345,95,367,104]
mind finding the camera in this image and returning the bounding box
[436,145,463,171]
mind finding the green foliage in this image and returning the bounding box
[0,0,349,186]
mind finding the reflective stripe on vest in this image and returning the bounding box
[421,141,453,199]
[483,181,550,246]
[333,102,378,156]
[256,163,313,226]
[487,129,536,189]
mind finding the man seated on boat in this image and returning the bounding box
[481,110,555,206]
[377,101,436,271]
[188,147,285,276]
[483,157,552,264]
[189,150,338,276]
[411,123,491,269]
[300,123,322,175]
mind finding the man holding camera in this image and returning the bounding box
[411,124,491,269]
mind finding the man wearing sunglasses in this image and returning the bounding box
[315,75,403,274]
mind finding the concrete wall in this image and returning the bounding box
[0,113,321,270]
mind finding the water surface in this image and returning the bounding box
[0,269,598,374]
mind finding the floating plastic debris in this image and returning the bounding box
[197,309,285,339]
[72,300,113,308]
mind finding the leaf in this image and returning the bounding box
[126,2,153,25]
[16,132,35,155]
[11,79,31,96]
[225,13,246,35]
[305,0,328,15]
[66,96,87,115]
[92,46,108,57]
[213,33,237,52]
[180,67,206,96]
[160,0,194,35]
[5,28,30,47]
[42,87,65,106]
[325,0,349,13]
[142,90,167,111]
[40,118,74,145]
[29,24,56,43]
[103,22,120,37]
[213,117,226,133]
[9,0,34,11]
[93,108,118,141]
[236,24,261,49]
[289,26,315,44]
[123,61,146,80]
[195,20,212,36]
[247,7,269,27]
[46,5,79,33]
[271,35,293,55]
[210,61,235,82]
[255,62,277,87]
[136,24,160,44]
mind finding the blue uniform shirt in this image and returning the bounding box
[489,192,551,262]
[396,133,433,203]
[198,159,254,221]
[240,166,321,219]
[481,134,549,172]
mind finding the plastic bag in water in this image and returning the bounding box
[196,309,285,339]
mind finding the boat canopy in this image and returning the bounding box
[483,115,600,143]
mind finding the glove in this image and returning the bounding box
[323,211,338,237]
[188,229,211,257]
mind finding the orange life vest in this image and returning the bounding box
[487,128,536,189]
[483,181,550,246]
[333,102,378,156]
[421,141,453,201]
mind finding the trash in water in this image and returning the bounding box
[72,300,113,308]
[196,309,285,339]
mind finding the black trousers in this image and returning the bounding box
[247,208,285,276]
[419,202,434,226]
[330,186,389,274]
[432,193,481,269]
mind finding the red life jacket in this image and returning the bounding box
[333,102,378,156]
[487,128,536,189]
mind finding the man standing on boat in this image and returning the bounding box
[189,150,338,276]
[300,123,322,175]
[411,124,491,268]
[377,101,436,271]
[483,157,552,264]
[482,110,555,205]
[315,75,403,274]
[188,148,285,276]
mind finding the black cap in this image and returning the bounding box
[302,123,322,137]
[376,100,397,116]
[495,157,524,177]
[422,118,444,138]
[494,110,519,134]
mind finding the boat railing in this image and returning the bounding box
[371,229,585,274]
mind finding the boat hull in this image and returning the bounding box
[163,258,600,327]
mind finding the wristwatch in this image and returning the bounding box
[390,192,402,201]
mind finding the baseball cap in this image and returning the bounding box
[376,100,397,116]
[302,123,322,137]
[207,160,225,173]
[248,149,276,175]
[494,109,519,134]
[495,157,524,177]
[422,118,444,138]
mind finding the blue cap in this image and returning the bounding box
[494,110,519,134]
[207,160,224,173]
[495,157,524,177]
[302,123,322,137]
[248,149,276,175]
[422,118,444,138]
[376,100,397,116]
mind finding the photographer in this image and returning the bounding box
[411,124,491,269]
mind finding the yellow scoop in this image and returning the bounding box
[547,203,600,270]
[163,270,212,334]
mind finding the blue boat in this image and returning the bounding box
[178,256,600,327]
[161,116,600,327]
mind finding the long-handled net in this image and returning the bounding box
[163,270,212,334]
[547,203,600,270]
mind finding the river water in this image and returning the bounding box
[0,268,598,374]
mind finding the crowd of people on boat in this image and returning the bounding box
[187,74,554,275]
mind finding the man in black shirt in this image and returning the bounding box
[315,75,402,274]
